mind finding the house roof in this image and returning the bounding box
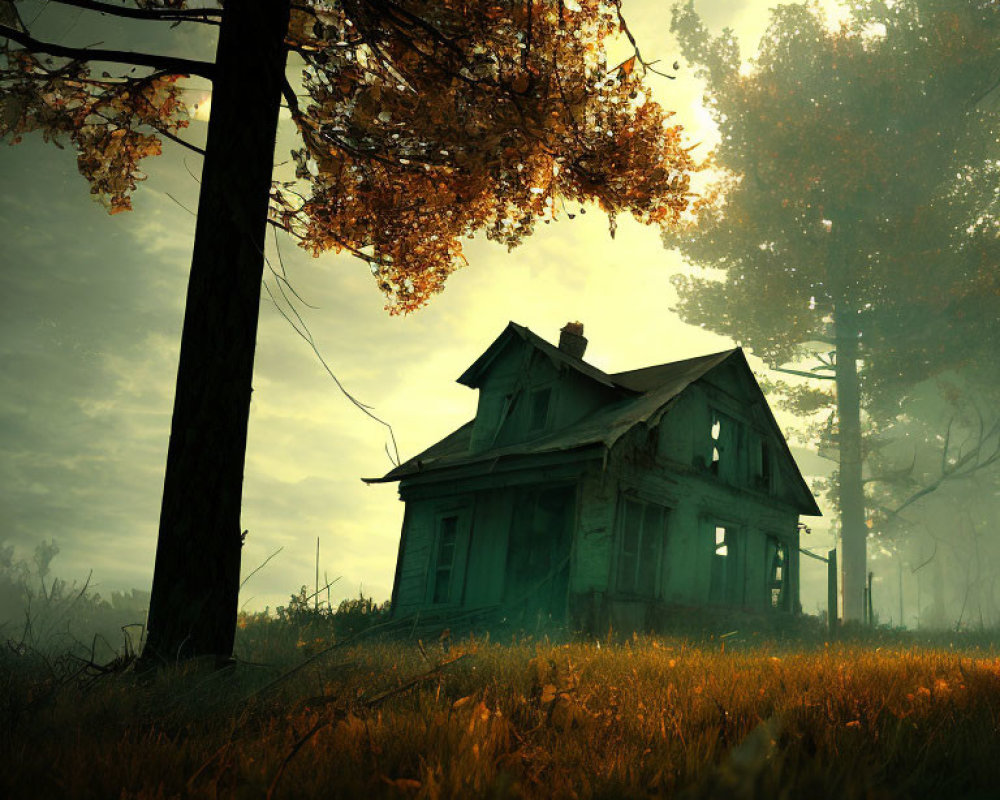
[457,321,618,389]
[369,327,733,479]
[365,323,820,516]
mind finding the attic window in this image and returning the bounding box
[708,410,743,483]
[529,387,551,431]
[714,526,728,557]
[710,414,721,474]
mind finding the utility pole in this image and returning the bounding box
[898,557,904,628]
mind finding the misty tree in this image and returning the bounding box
[863,376,1000,628]
[1,0,699,666]
[665,0,1000,621]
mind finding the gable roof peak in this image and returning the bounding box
[456,321,616,389]
[610,348,741,393]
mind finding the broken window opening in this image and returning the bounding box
[768,536,788,609]
[432,515,459,603]
[715,525,728,557]
[710,524,739,604]
[617,498,668,596]
[710,414,721,475]
[709,410,745,484]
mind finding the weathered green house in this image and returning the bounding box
[367,322,821,632]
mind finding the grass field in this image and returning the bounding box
[3,612,1000,799]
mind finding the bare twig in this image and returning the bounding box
[149,123,205,156]
[0,23,216,80]
[772,367,836,381]
[863,453,918,486]
[46,0,221,24]
[911,541,938,574]
[609,0,677,80]
[239,547,285,591]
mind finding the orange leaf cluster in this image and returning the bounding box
[2,1,699,310]
[1,50,187,212]
[284,0,698,312]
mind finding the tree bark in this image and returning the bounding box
[835,302,867,622]
[139,0,291,667]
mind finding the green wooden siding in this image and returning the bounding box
[470,340,619,453]
[570,472,616,594]
[389,341,812,629]
[394,495,474,611]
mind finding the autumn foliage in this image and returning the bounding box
[1,52,187,213]
[281,0,698,311]
[1,0,699,312]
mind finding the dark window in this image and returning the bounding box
[767,536,788,609]
[432,516,459,603]
[504,486,574,620]
[752,435,772,492]
[529,387,551,431]
[617,499,667,596]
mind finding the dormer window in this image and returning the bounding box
[529,387,551,431]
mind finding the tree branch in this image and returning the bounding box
[46,0,222,25]
[372,0,466,60]
[910,541,937,574]
[970,66,1000,109]
[772,367,836,381]
[151,122,205,155]
[280,76,301,118]
[609,0,676,80]
[882,420,1000,521]
[0,24,216,80]
[862,453,917,486]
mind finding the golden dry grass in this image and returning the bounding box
[3,631,1000,799]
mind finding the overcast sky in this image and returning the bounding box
[0,0,848,617]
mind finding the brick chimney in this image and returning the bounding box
[558,321,588,360]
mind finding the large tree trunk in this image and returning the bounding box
[139,0,291,667]
[835,302,866,622]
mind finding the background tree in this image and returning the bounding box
[665,0,1000,621]
[862,374,1000,628]
[1,0,698,666]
